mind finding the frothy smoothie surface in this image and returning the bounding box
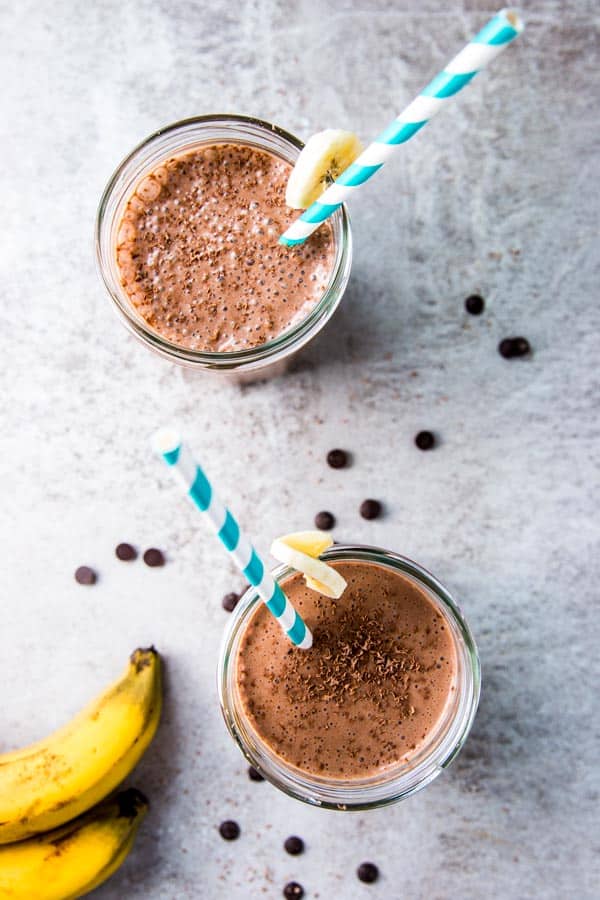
[116,143,336,352]
[235,562,458,780]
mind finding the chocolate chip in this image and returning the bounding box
[315,511,335,530]
[465,294,485,315]
[284,836,305,855]
[222,592,240,612]
[143,548,165,567]
[498,336,531,359]
[75,566,96,585]
[327,448,348,469]
[513,337,531,355]
[359,499,382,520]
[415,430,435,451]
[248,766,264,782]
[357,862,379,883]
[219,820,240,841]
[283,883,304,899]
[115,543,137,561]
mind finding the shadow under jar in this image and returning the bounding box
[95,115,352,381]
[218,545,480,810]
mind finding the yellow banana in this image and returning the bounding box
[0,647,162,844]
[0,787,148,900]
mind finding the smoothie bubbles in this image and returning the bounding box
[219,542,480,810]
[96,116,351,380]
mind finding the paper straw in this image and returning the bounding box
[280,8,523,247]
[152,428,312,650]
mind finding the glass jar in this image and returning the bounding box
[218,544,481,810]
[95,115,352,380]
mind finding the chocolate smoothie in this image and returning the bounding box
[116,144,335,352]
[235,561,457,779]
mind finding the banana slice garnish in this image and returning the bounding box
[271,531,347,599]
[285,129,363,209]
[277,530,334,557]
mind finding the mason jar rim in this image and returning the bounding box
[95,114,352,373]
[218,544,481,811]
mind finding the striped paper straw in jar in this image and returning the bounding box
[152,428,312,650]
[280,9,523,247]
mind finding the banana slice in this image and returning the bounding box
[271,533,347,599]
[285,129,364,209]
[276,531,336,596]
[304,574,339,596]
[277,530,334,558]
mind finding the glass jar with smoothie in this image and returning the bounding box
[95,115,352,380]
[218,544,480,810]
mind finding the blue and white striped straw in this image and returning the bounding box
[152,429,312,650]
[280,9,523,247]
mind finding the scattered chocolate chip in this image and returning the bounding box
[315,511,335,530]
[357,862,379,884]
[327,448,348,469]
[359,499,382,520]
[283,883,304,899]
[115,543,137,561]
[75,566,96,585]
[512,337,531,356]
[498,338,513,358]
[465,294,485,315]
[248,766,264,782]
[515,338,531,356]
[284,836,305,855]
[415,430,435,451]
[498,336,531,359]
[219,820,240,841]
[222,592,240,612]
[143,548,165,567]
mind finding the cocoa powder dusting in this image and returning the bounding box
[236,562,458,779]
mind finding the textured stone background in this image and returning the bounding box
[1,1,598,898]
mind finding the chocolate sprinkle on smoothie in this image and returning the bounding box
[116,144,335,353]
[283,607,419,710]
[236,562,457,778]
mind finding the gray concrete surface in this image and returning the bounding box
[1,1,598,898]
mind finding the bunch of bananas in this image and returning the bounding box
[0,647,162,899]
